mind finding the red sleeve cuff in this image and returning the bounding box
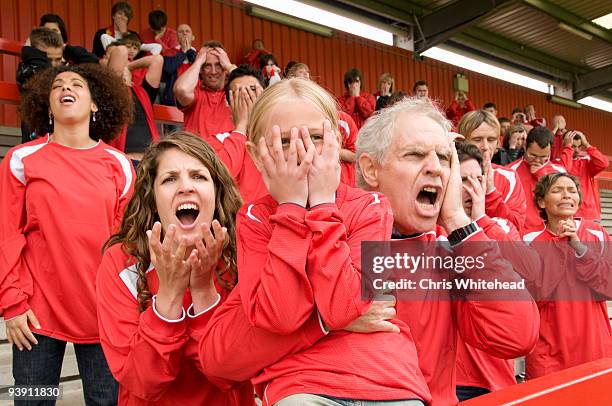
[275,203,308,216]
[141,305,187,340]
[3,299,30,320]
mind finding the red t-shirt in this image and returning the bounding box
[0,136,134,342]
[139,27,179,56]
[180,86,234,144]
[337,110,358,187]
[338,92,376,129]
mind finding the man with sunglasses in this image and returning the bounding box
[509,126,567,233]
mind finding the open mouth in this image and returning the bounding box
[175,203,200,226]
[60,95,76,104]
[416,186,438,208]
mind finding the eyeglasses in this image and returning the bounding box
[524,152,549,164]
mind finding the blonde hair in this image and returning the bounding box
[377,72,394,92]
[457,109,501,140]
[247,78,339,144]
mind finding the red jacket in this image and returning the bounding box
[508,159,567,233]
[338,92,376,129]
[559,145,608,220]
[97,245,255,405]
[180,86,234,143]
[0,137,134,342]
[207,130,266,204]
[445,99,476,129]
[395,225,539,405]
[522,219,612,379]
[487,164,527,232]
[337,110,358,187]
[232,184,431,405]
[455,216,536,392]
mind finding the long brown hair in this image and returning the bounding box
[105,132,243,311]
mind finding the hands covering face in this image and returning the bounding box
[256,120,341,208]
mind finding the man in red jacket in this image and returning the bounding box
[557,130,609,221]
[356,97,539,405]
[338,68,376,129]
[508,126,567,233]
[174,40,237,143]
[446,91,476,129]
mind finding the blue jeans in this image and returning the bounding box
[275,394,425,406]
[12,333,118,405]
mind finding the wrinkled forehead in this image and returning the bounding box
[391,111,450,151]
[177,24,192,33]
[204,52,221,65]
[230,75,261,90]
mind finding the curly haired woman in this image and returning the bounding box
[97,132,255,405]
[0,63,133,404]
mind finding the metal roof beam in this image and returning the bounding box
[330,0,419,24]
[574,65,612,100]
[414,0,518,53]
[522,0,612,45]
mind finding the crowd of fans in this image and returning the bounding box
[1,2,611,405]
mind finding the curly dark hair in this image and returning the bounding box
[20,64,132,143]
[104,132,243,312]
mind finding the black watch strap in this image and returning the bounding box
[448,222,478,246]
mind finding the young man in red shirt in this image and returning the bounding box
[356,97,539,406]
[508,126,567,233]
[338,68,376,129]
[174,40,236,143]
[458,110,527,232]
[557,130,608,221]
[139,9,179,57]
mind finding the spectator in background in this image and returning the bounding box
[558,130,608,221]
[509,126,567,233]
[218,64,267,203]
[103,36,164,164]
[413,80,429,98]
[242,38,269,70]
[285,62,310,79]
[551,114,567,160]
[483,102,497,116]
[525,104,546,127]
[458,110,527,232]
[502,124,527,163]
[40,13,68,43]
[174,40,237,144]
[18,28,98,143]
[92,1,137,58]
[374,72,393,111]
[140,9,179,57]
[160,23,197,106]
[259,53,281,86]
[388,91,407,106]
[339,67,375,128]
[498,116,511,137]
[446,90,476,129]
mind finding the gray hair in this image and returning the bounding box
[356,97,451,188]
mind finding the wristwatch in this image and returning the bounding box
[448,222,478,246]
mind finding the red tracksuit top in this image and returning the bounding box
[508,159,567,233]
[203,129,267,204]
[394,225,539,406]
[97,244,255,405]
[558,145,608,221]
[338,111,358,187]
[522,219,612,379]
[0,136,134,342]
[180,85,234,143]
[234,184,431,405]
[455,216,538,392]
[338,92,376,129]
[445,99,476,129]
[487,164,527,232]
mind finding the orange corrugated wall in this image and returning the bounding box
[2,0,612,154]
